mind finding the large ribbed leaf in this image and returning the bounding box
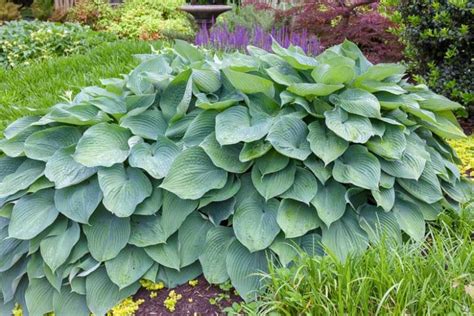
[267,116,311,160]
[397,164,443,204]
[367,124,406,160]
[161,147,228,200]
[98,164,152,217]
[161,191,198,239]
[280,167,318,204]
[45,146,97,189]
[311,179,347,227]
[358,205,401,244]
[329,88,381,118]
[333,145,381,190]
[251,161,296,200]
[3,116,40,140]
[105,246,153,289]
[233,197,280,252]
[199,227,235,284]
[9,189,58,240]
[0,159,44,198]
[134,184,163,216]
[304,156,332,185]
[307,120,348,165]
[254,150,289,177]
[371,187,395,212]
[311,55,355,85]
[129,137,181,179]
[120,109,167,140]
[86,267,140,316]
[25,278,55,316]
[73,123,131,168]
[200,133,252,173]
[325,107,374,143]
[322,210,368,261]
[182,110,218,148]
[83,209,130,262]
[239,140,272,162]
[24,126,82,161]
[129,214,166,247]
[226,240,267,301]
[160,69,193,122]
[392,198,425,242]
[223,68,275,97]
[277,199,322,238]
[288,83,344,97]
[40,222,80,273]
[215,106,273,145]
[53,287,89,316]
[0,125,42,157]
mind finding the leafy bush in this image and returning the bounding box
[31,0,54,20]
[0,0,21,21]
[67,0,195,40]
[217,4,277,32]
[0,20,115,68]
[380,0,474,116]
[0,40,471,315]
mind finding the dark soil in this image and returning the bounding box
[134,276,242,316]
[459,117,474,135]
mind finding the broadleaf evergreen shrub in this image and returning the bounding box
[0,40,472,315]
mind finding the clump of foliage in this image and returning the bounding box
[0,20,115,69]
[449,135,474,178]
[0,0,21,21]
[31,0,54,20]
[217,4,277,32]
[0,39,471,315]
[380,0,473,116]
[67,0,194,40]
[277,0,403,63]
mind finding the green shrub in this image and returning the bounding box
[0,40,471,315]
[0,20,115,69]
[217,4,276,32]
[0,0,21,21]
[31,0,54,20]
[380,0,474,115]
[0,39,160,131]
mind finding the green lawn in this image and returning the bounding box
[0,40,161,132]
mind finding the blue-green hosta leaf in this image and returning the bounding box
[165,109,200,139]
[329,88,381,118]
[0,159,44,198]
[325,107,374,143]
[269,234,299,266]
[356,80,407,95]
[441,179,473,204]
[367,125,406,160]
[9,189,58,240]
[83,208,130,262]
[86,267,140,316]
[195,91,244,111]
[160,69,193,123]
[358,204,401,245]
[0,156,24,182]
[271,40,317,70]
[199,226,235,284]
[200,133,252,174]
[129,214,166,247]
[415,89,463,112]
[54,178,103,224]
[201,198,235,225]
[174,39,205,63]
[215,106,273,145]
[41,103,111,126]
[73,123,131,168]
[287,83,344,97]
[355,63,405,83]
[307,120,349,165]
[223,68,275,97]
[24,126,82,161]
[239,140,272,162]
[321,210,369,262]
[280,167,318,204]
[45,146,97,189]
[125,94,156,114]
[3,116,40,140]
[120,109,167,141]
[251,161,296,200]
[233,197,280,253]
[265,64,303,86]
[98,164,152,217]
[267,116,311,160]
[105,246,154,289]
[392,198,425,242]
[422,111,466,139]
[129,137,181,179]
[25,278,55,316]
[182,110,218,148]
[0,233,28,273]
[371,187,395,212]
[193,68,221,93]
[397,164,443,204]
[254,149,289,177]
[40,222,80,273]
[226,240,267,302]
[304,156,332,185]
[277,199,322,238]
[157,262,202,289]
[333,145,381,190]
[87,94,127,116]
[311,178,347,227]
[380,172,395,189]
[0,257,26,303]
[161,191,198,240]
[161,147,228,200]
[53,286,89,316]
[199,175,241,208]
[0,125,43,157]
[134,184,163,216]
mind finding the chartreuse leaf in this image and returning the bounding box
[45,146,97,189]
[73,123,131,168]
[267,116,312,160]
[333,145,381,190]
[322,210,369,261]
[233,197,280,252]
[0,159,44,198]
[105,246,153,289]
[98,164,152,217]
[277,199,322,238]
[24,126,82,161]
[330,88,381,118]
[161,147,228,200]
[358,204,401,245]
[40,222,80,273]
[307,120,348,165]
[86,267,140,316]
[200,226,235,284]
[120,109,167,141]
[280,167,318,204]
[311,179,347,227]
[83,208,130,262]
[226,240,267,302]
[223,68,275,97]
[160,69,193,122]
[251,161,296,200]
[325,107,374,143]
[9,189,58,240]
[215,106,273,145]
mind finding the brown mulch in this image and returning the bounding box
[459,117,474,135]
[134,276,242,316]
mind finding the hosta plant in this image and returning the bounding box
[0,40,472,315]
